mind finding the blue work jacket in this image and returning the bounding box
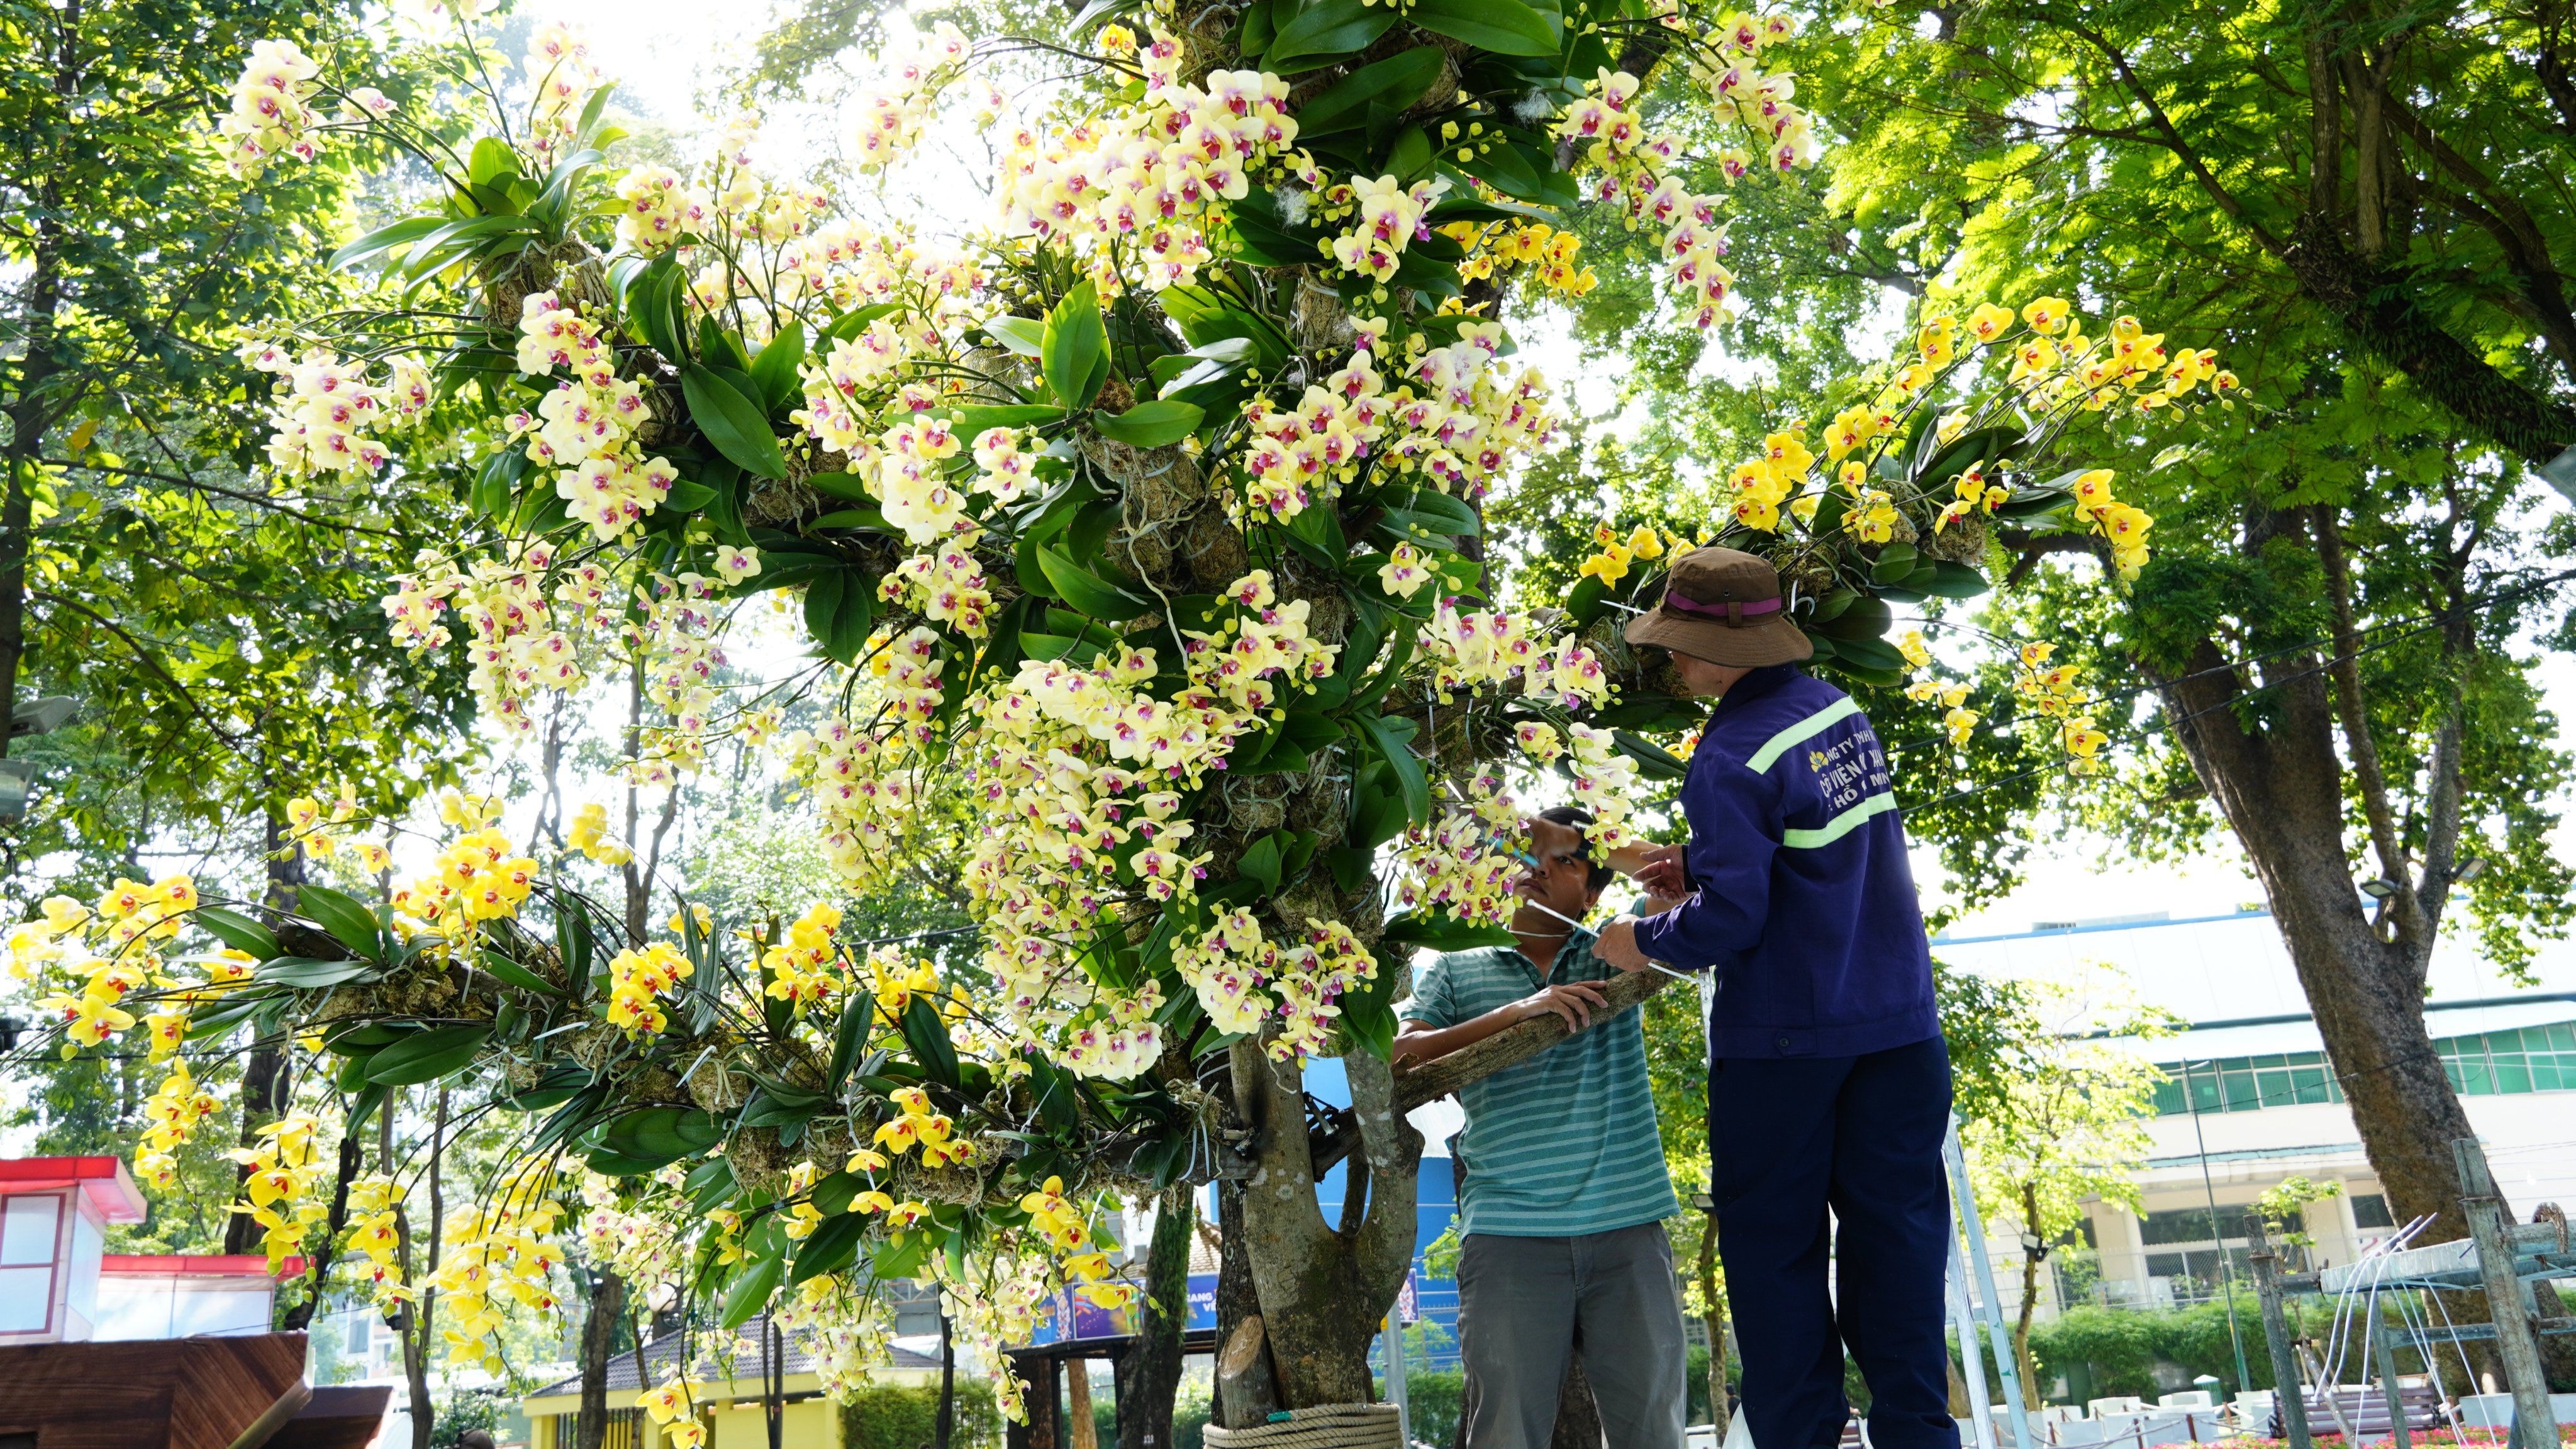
[1632,665,1939,1058]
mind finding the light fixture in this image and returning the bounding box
[2455,856,2487,882]
[8,697,74,737]
[2358,878,2398,900]
[2540,445,2576,504]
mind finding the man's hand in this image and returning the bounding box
[1516,980,1610,1031]
[1629,842,1689,899]
[1594,917,1653,973]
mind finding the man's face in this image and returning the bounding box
[1515,816,1603,929]
[1671,651,1749,698]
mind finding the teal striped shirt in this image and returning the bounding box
[1399,939,1678,1238]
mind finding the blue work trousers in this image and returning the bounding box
[1709,1034,1958,1449]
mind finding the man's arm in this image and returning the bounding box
[1609,761,1783,971]
[1393,980,1611,1070]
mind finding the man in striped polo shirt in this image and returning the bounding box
[1395,804,1687,1448]
[1595,546,1955,1449]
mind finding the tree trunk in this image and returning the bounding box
[225,808,305,1254]
[1548,1355,1602,1448]
[1212,1179,1264,1426]
[223,1045,292,1255]
[1229,1039,1422,1407]
[937,1312,957,1449]
[2014,1190,2043,1406]
[0,3,77,754]
[2149,634,2478,1241]
[1117,1188,1196,1449]
[1698,1214,1731,1436]
[572,1269,628,1449]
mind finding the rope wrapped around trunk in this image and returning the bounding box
[1202,1404,1404,1448]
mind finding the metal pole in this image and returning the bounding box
[1384,1314,1410,1445]
[2180,1069,2254,1392]
[1951,1232,2001,1449]
[2375,1319,2411,1449]
[2247,1217,2315,1449]
[2454,1138,2554,1449]
[1946,1121,2036,1449]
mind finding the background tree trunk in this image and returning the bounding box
[1548,1355,1602,1448]
[572,1268,627,1449]
[1117,1189,1196,1449]
[1698,1215,1731,1436]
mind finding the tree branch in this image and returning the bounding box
[2309,508,2407,892]
[1306,968,1676,1176]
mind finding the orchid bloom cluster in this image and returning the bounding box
[2010,642,2109,772]
[343,1174,411,1309]
[1393,776,1524,929]
[756,902,850,1017]
[603,941,695,1034]
[1552,69,1742,329]
[1575,523,1694,586]
[637,1374,710,1449]
[135,1061,222,1190]
[1441,218,1600,298]
[229,1111,331,1269]
[216,39,325,179]
[1232,319,1558,523]
[998,37,1312,289]
[577,1168,692,1292]
[428,1180,569,1372]
[850,21,975,171]
[505,291,681,542]
[8,878,208,1056]
[1420,598,1614,708]
[1709,298,2217,583]
[283,791,397,875]
[382,537,745,763]
[1317,173,1444,286]
[1167,910,1361,1057]
[524,23,608,163]
[242,342,432,481]
[789,263,987,459]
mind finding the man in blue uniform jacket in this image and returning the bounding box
[1594,545,1957,1449]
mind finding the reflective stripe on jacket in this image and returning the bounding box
[1631,665,1938,1058]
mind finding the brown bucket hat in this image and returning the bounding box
[1622,545,1814,668]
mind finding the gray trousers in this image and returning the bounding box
[1456,1222,1689,1448]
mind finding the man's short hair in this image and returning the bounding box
[1535,805,1616,892]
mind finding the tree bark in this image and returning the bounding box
[1228,1039,1422,1407]
[572,1268,628,1449]
[223,1044,293,1255]
[1212,1179,1264,1426]
[2014,1184,2043,1402]
[1548,1355,1603,1448]
[0,0,79,753]
[1117,1188,1196,1449]
[2147,635,2477,1239]
[1698,1214,1731,1436]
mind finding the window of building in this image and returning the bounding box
[553,1409,643,1449]
[2151,1021,2576,1116]
[2350,1194,2394,1229]
[0,1193,64,1334]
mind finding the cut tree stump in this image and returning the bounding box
[1218,1314,1285,1429]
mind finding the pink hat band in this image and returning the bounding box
[1662,592,1782,626]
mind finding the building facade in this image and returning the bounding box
[1933,905,2576,1318]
